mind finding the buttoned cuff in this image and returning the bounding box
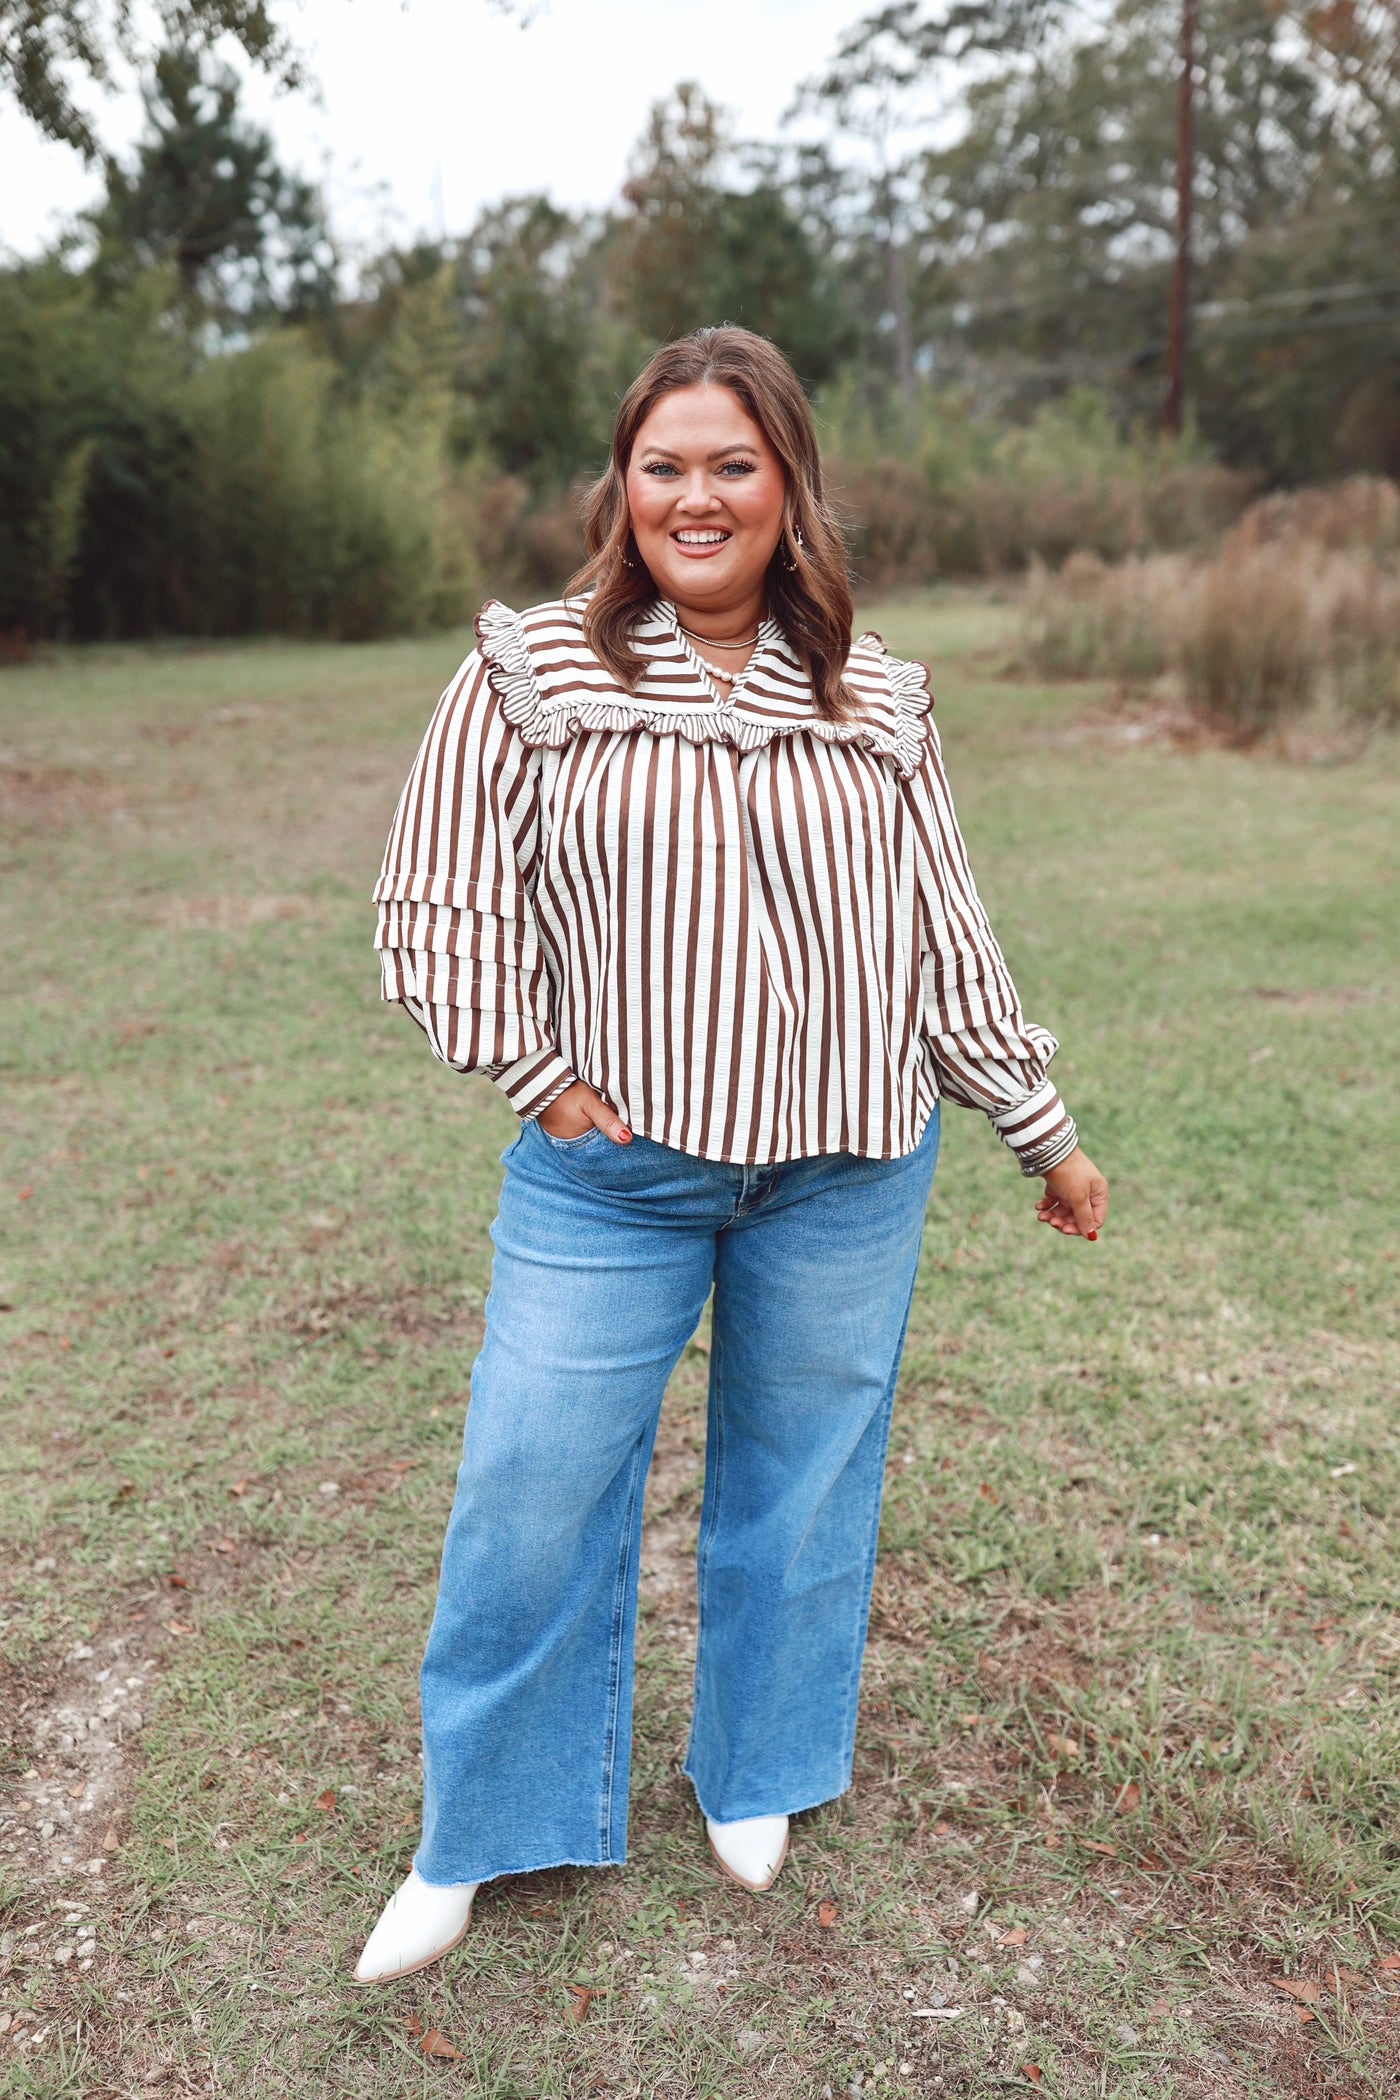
[988,1079,1079,1178]
[490,1049,577,1120]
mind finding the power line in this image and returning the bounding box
[1197,281,1400,317]
[1197,305,1400,338]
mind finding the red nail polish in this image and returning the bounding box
[1087,1230,1098,1241]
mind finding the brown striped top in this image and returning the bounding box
[373,597,1078,1171]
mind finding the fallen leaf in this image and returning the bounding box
[101,1827,119,1853]
[314,1788,336,1812]
[1081,1839,1119,1857]
[227,1479,247,1498]
[292,1832,308,1845]
[1020,2067,1043,2086]
[214,1537,235,1553]
[1139,1852,1165,1870]
[1146,1997,1170,2018]
[18,1186,33,1201]
[58,1336,71,1351]
[168,1573,188,1589]
[405,2014,423,2035]
[910,2007,965,2021]
[566,1985,591,2023]
[932,1820,950,1836]
[1042,1831,1061,1849]
[1378,1953,1400,1971]
[1000,1926,1028,1947]
[1272,1978,1321,2003]
[1311,1616,1340,1634]
[420,2028,464,2059]
[113,1482,136,1501]
[1046,1733,1079,1760]
[161,1346,177,1359]
[1114,1781,1141,1813]
[66,1780,85,1800]
[1297,2008,1316,2024]
[817,1899,839,1929]
[167,1619,194,1636]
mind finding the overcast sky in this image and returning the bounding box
[0,0,867,261]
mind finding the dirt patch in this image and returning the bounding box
[150,894,318,931]
[1,1539,265,1900]
[276,1282,485,1347]
[1026,690,1211,752]
[1037,693,1379,764]
[2,1637,151,1899]
[0,1541,271,2071]
[0,761,117,833]
[1245,984,1370,1009]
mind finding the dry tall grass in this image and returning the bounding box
[1020,477,1400,740]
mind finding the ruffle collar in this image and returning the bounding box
[473,596,932,779]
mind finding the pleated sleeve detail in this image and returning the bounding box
[373,649,576,1119]
[900,705,1078,1175]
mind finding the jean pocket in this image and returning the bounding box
[535,1121,606,1152]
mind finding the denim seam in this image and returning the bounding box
[599,1432,647,1860]
[832,1274,920,1791]
[683,1326,728,1785]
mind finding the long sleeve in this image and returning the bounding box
[901,711,1079,1176]
[373,649,576,1120]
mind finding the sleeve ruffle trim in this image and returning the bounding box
[473,601,934,780]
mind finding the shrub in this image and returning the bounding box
[1018,479,1400,737]
[462,473,587,603]
[821,386,1253,585]
[0,261,475,641]
[1020,552,1183,683]
[184,338,473,639]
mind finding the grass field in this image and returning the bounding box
[2,596,1398,2099]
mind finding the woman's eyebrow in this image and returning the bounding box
[636,443,761,461]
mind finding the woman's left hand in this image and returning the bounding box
[1035,1148,1108,1240]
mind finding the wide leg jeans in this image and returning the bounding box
[415,1109,939,1887]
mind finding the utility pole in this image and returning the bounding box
[1164,0,1197,435]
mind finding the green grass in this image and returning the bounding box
[2,596,1398,2097]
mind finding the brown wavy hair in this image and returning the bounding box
[566,326,856,721]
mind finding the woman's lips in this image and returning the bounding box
[670,528,733,558]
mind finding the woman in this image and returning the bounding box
[357,327,1107,1983]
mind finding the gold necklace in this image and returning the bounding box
[677,623,761,650]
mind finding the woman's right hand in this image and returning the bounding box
[536,1080,632,1144]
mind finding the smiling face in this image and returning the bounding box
[624,383,789,622]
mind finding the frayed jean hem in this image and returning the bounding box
[412,1848,626,1890]
[682,1764,853,1828]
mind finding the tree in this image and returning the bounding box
[609,84,850,387]
[0,0,295,158]
[91,42,335,324]
[797,0,1400,467]
[450,195,607,483]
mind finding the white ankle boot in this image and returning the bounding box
[706,1813,790,1892]
[353,1868,479,1983]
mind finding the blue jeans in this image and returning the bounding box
[415,1108,940,1887]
